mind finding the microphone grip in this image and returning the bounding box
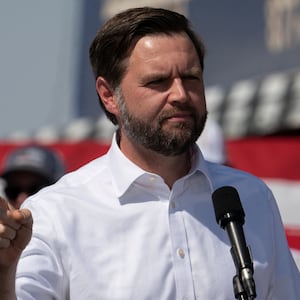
[226,222,253,270]
[226,222,256,298]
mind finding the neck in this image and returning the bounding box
[119,134,192,189]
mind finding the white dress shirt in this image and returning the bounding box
[17,135,300,300]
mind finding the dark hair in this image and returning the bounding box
[89,6,206,124]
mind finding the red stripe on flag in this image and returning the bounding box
[285,227,300,250]
[227,137,300,180]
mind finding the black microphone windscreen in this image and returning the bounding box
[212,186,245,227]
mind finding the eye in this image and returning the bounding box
[148,77,167,85]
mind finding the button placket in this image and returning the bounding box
[168,192,195,300]
[170,200,176,209]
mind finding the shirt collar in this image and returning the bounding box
[108,133,214,197]
[108,133,147,198]
[188,144,214,190]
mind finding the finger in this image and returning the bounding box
[12,209,33,227]
[0,210,33,252]
[0,197,10,218]
[0,198,33,252]
[0,197,21,231]
[0,223,17,240]
[0,196,10,211]
[6,208,32,229]
[0,202,32,231]
[11,220,33,252]
[7,199,16,211]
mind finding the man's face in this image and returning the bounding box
[4,171,48,208]
[116,33,207,155]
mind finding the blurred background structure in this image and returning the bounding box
[0,0,300,266]
[1,0,300,140]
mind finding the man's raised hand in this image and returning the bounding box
[0,196,32,268]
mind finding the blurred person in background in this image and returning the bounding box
[196,117,227,164]
[0,145,65,208]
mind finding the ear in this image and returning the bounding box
[95,77,119,116]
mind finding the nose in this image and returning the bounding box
[168,78,188,103]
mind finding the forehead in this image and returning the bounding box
[127,33,200,71]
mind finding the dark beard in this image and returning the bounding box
[119,102,207,156]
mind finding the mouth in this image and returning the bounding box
[165,112,193,123]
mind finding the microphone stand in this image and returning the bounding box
[231,242,256,300]
[233,275,248,300]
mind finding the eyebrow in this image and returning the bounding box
[140,66,202,84]
[186,66,202,76]
[140,73,170,84]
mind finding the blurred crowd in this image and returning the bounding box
[0,145,65,208]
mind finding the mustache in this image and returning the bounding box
[159,105,195,120]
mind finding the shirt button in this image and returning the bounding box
[177,248,185,258]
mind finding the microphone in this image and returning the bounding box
[212,186,256,299]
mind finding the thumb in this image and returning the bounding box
[0,197,33,256]
[11,208,33,227]
[12,209,33,252]
[10,208,33,254]
[0,196,33,229]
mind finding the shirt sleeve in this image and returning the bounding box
[16,199,69,300]
[267,188,300,299]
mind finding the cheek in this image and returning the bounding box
[123,89,165,120]
[190,88,206,110]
